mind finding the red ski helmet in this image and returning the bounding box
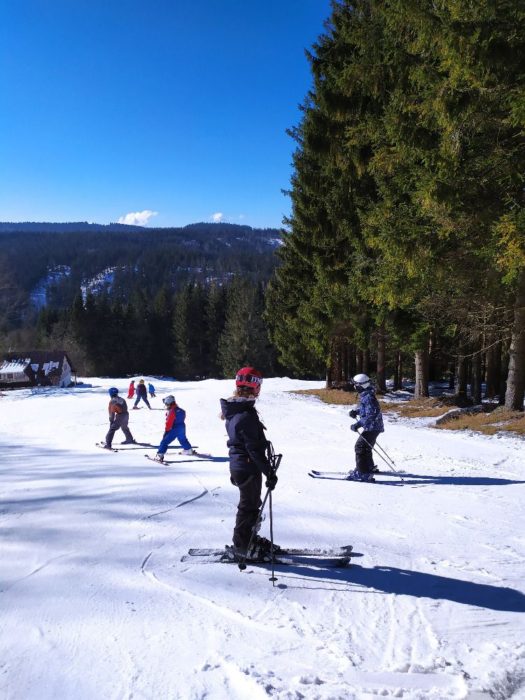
[235,367,263,396]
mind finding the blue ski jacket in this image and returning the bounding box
[354,387,384,432]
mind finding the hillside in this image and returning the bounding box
[0,222,282,325]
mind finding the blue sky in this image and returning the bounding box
[0,1,332,229]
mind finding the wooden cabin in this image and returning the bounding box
[0,351,75,388]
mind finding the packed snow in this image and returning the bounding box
[1,377,524,700]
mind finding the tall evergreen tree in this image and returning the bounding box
[205,283,228,377]
[219,278,274,377]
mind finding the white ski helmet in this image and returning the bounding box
[163,395,176,406]
[353,373,371,389]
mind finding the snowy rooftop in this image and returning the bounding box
[0,359,30,373]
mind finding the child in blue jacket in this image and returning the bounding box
[154,395,195,462]
[348,373,384,482]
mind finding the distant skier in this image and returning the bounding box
[148,382,156,398]
[127,380,135,399]
[133,379,151,409]
[347,373,384,482]
[103,387,136,449]
[154,395,195,462]
[219,367,278,561]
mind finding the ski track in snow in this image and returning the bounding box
[0,378,524,699]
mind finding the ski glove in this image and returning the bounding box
[349,409,358,418]
[265,472,278,490]
[350,423,359,432]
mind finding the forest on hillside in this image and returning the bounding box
[266,0,525,410]
[0,224,282,377]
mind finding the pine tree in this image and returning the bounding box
[205,283,228,377]
[219,278,274,377]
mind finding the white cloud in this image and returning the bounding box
[211,212,224,223]
[118,210,158,226]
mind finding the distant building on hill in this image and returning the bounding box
[0,351,75,389]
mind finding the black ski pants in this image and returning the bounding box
[230,471,262,550]
[355,430,381,473]
[134,394,151,409]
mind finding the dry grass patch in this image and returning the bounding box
[291,388,360,405]
[382,398,449,418]
[435,407,525,436]
[292,387,394,411]
[291,388,444,415]
[291,389,524,436]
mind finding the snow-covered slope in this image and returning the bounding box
[1,378,524,699]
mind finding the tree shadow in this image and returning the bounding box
[267,562,525,612]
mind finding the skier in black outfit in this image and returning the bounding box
[133,379,151,409]
[220,367,278,561]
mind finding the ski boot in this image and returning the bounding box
[346,469,375,483]
[252,536,282,555]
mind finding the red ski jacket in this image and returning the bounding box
[165,405,186,431]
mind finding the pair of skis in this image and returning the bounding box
[96,441,153,453]
[181,545,353,568]
[96,443,211,461]
[308,469,369,481]
[144,451,211,465]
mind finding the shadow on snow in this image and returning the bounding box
[267,562,525,613]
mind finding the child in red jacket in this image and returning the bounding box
[154,395,195,462]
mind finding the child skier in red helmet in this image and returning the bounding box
[220,367,278,561]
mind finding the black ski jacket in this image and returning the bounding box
[220,398,270,478]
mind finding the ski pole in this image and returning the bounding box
[237,486,271,571]
[373,439,400,471]
[266,446,281,584]
[354,426,404,482]
[268,489,277,585]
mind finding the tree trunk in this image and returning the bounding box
[396,352,403,390]
[355,349,363,374]
[376,324,387,392]
[485,339,501,399]
[325,364,333,389]
[362,348,370,375]
[448,361,455,390]
[414,347,429,398]
[471,345,482,405]
[341,342,349,383]
[393,351,400,390]
[348,344,357,379]
[504,269,525,411]
[454,353,468,403]
[333,340,342,385]
[428,330,439,381]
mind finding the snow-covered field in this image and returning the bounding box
[1,377,524,700]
